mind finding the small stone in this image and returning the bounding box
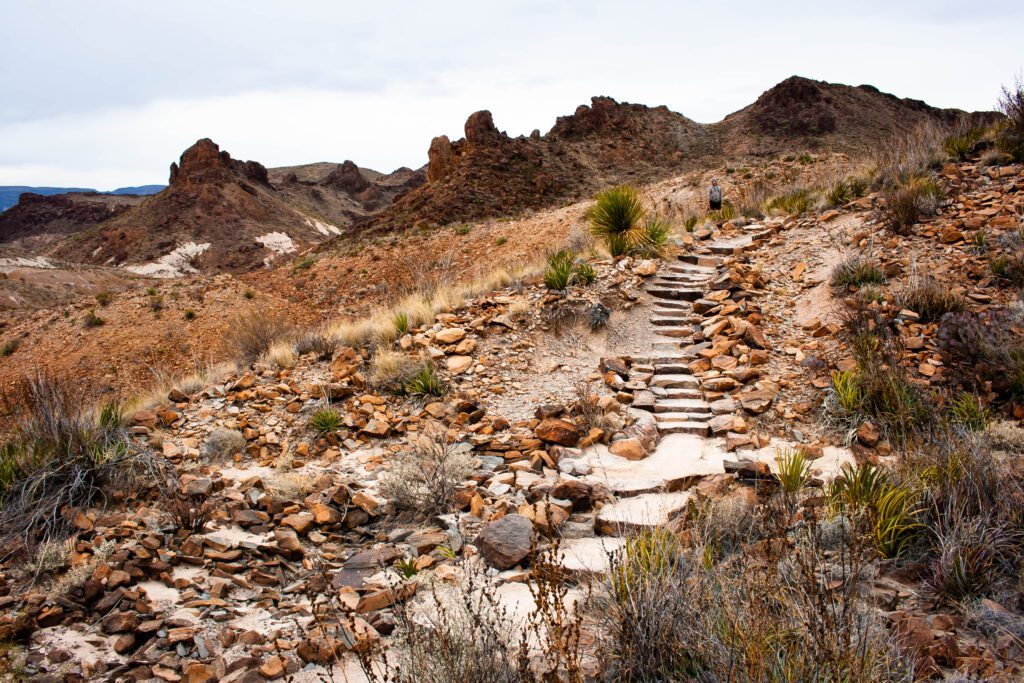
[435,327,467,344]
[608,438,646,461]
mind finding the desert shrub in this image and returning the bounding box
[600,529,693,680]
[294,327,338,360]
[881,175,942,234]
[943,124,985,160]
[926,511,1019,602]
[996,78,1024,161]
[0,373,162,549]
[226,305,290,363]
[309,408,341,436]
[831,253,887,288]
[764,187,815,216]
[454,224,471,236]
[495,236,508,246]
[682,213,699,232]
[543,249,576,289]
[1,339,19,357]
[829,463,892,512]
[830,306,937,445]
[776,447,812,494]
[378,425,472,516]
[937,307,1024,401]
[243,288,255,299]
[634,217,672,257]
[165,487,214,533]
[83,309,104,328]
[990,229,1024,286]
[405,362,446,397]
[825,175,868,208]
[873,485,924,558]
[894,271,964,322]
[263,340,297,369]
[183,308,196,321]
[873,122,946,187]
[294,255,316,271]
[145,286,158,296]
[202,428,246,460]
[587,185,647,256]
[94,291,114,306]
[369,349,421,390]
[706,199,737,223]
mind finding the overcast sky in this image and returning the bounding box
[1,1,1020,189]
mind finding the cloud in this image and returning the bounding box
[0,0,1020,188]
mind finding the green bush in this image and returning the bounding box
[950,392,990,431]
[183,309,196,321]
[587,185,647,256]
[405,363,446,397]
[309,408,341,436]
[764,188,815,216]
[573,261,596,284]
[682,214,699,232]
[83,309,104,328]
[544,249,576,289]
[873,485,924,558]
[392,311,410,336]
[943,125,984,160]
[776,448,812,494]
[95,291,114,307]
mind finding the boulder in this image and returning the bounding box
[474,514,534,569]
[608,437,646,461]
[534,418,582,446]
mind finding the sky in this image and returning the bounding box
[1,1,1021,190]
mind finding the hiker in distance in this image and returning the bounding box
[709,178,723,211]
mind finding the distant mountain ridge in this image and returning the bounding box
[0,185,164,212]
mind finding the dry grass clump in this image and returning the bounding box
[894,270,964,322]
[202,427,246,460]
[164,486,214,533]
[226,305,290,363]
[831,253,887,289]
[49,539,116,598]
[937,305,1024,402]
[0,373,164,552]
[378,425,473,517]
[996,77,1024,162]
[369,349,423,391]
[294,327,339,361]
[266,470,317,501]
[262,339,297,369]
[882,175,942,235]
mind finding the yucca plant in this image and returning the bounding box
[828,462,891,511]
[831,254,887,288]
[394,557,420,579]
[635,217,672,257]
[573,261,596,285]
[950,392,990,431]
[587,185,647,256]
[405,363,446,397]
[830,369,863,416]
[764,188,815,216]
[683,214,699,232]
[309,407,341,436]
[392,311,410,336]
[826,179,851,208]
[544,250,577,289]
[873,485,923,558]
[610,528,682,601]
[776,448,812,494]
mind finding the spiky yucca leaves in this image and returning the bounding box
[309,408,341,436]
[882,175,942,234]
[950,392,991,431]
[764,187,815,216]
[587,185,647,256]
[829,463,892,511]
[405,363,446,397]
[776,447,812,495]
[543,249,576,289]
[830,369,864,416]
[831,253,887,288]
[873,485,924,558]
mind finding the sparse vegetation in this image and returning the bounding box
[369,349,421,390]
[895,270,964,322]
[938,307,1024,401]
[996,77,1024,161]
[764,187,815,216]
[226,305,290,363]
[587,185,658,256]
[405,362,446,397]
[201,427,246,460]
[83,308,104,328]
[94,290,114,306]
[183,308,196,320]
[943,124,985,161]
[378,425,473,517]
[831,253,887,288]
[881,175,942,234]
[294,255,316,271]
[309,407,342,436]
[293,327,338,360]
[165,487,214,533]
[543,249,576,289]
[950,392,991,431]
[1,339,19,357]
[776,447,812,494]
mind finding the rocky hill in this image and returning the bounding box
[371,76,996,231]
[46,139,350,275]
[0,192,146,251]
[714,75,1001,156]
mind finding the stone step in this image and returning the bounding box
[651,326,692,339]
[650,316,693,327]
[652,387,704,400]
[649,374,700,389]
[708,237,754,255]
[651,341,683,353]
[595,492,693,536]
[655,411,712,423]
[655,273,713,284]
[678,254,721,267]
[646,287,704,301]
[651,300,692,311]
[656,421,711,436]
[652,363,693,375]
[654,398,711,413]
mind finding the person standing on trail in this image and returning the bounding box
[709,178,723,211]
